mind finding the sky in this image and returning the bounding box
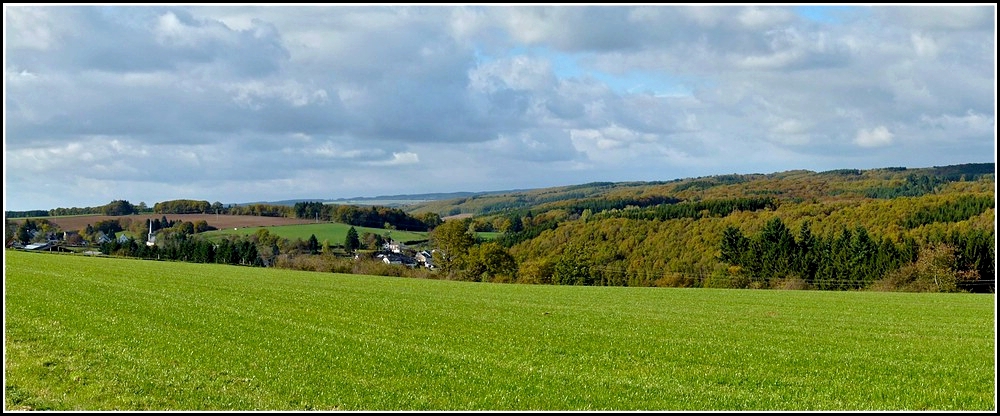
[3,4,997,211]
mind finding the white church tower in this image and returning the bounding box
[146,219,156,247]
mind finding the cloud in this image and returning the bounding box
[854,126,895,148]
[368,152,420,166]
[3,5,994,210]
[877,6,995,31]
[476,129,585,163]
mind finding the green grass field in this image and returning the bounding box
[4,250,995,411]
[200,223,428,245]
[475,232,502,241]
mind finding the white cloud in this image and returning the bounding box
[478,129,584,162]
[226,80,329,109]
[2,5,994,210]
[920,110,994,132]
[879,6,994,31]
[367,152,420,167]
[4,6,60,50]
[738,6,795,29]
[468,55,556,93]
[854,126,895,148]
[910,32,939,58]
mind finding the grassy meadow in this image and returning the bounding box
[475,231,502,241]
[4,250,995,411]
[200,222,428,245]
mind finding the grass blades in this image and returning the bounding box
[4,250,995,410]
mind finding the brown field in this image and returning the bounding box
[10,214,317,232]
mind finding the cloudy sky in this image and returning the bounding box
[4,5,996,211]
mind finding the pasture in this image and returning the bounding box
[475,231,502,241]
[200,223,429,245]
[4,250,995,411]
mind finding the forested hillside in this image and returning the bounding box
[410,163,995,292]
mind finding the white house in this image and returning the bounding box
[415,250,435,269]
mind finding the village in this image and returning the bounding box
[7,217,439,270]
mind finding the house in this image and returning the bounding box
[379,252,418,267]
[415,250,435,269]
[95,231,112,244]
[117,233,131,244]
[382,240,407,254]
[63,230,84,245]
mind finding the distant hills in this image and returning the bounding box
[234,190,532,207]
[404,162,996,217]
[234,162,996,213]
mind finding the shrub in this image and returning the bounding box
[654,272,696,288]
[516,260,554,285]
[871,244,973,293]
[770,276,810,290]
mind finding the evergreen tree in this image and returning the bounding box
[16,223,32,244]
[344,227,361,253]
[308,234,320,254]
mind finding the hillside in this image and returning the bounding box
[405,163,996,217]
[405,163,995,291]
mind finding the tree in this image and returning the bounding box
[308,234,320,254]
[492,216,512,233]
[344,227,361,253]
[16,223,32,244]
[194,220,211,233]
[418,212,444,230]
[253,228,279,247]
[750,217,796,284]
[552,243,595,286]
[508,215,524,233]
[430,218,477,271]
[103,200,135,216]
[873,244,969,292]
[796,221,818,284]
[718,225,748,265]
[465,242,518,282]
[361,232,384,250]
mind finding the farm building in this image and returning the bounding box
[22,242,74,252]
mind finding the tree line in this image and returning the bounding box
[7,199,153,218]
[718,217,993,292]
[595,197,779,222]
[100,234,262,267]
[292,201,443,231]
